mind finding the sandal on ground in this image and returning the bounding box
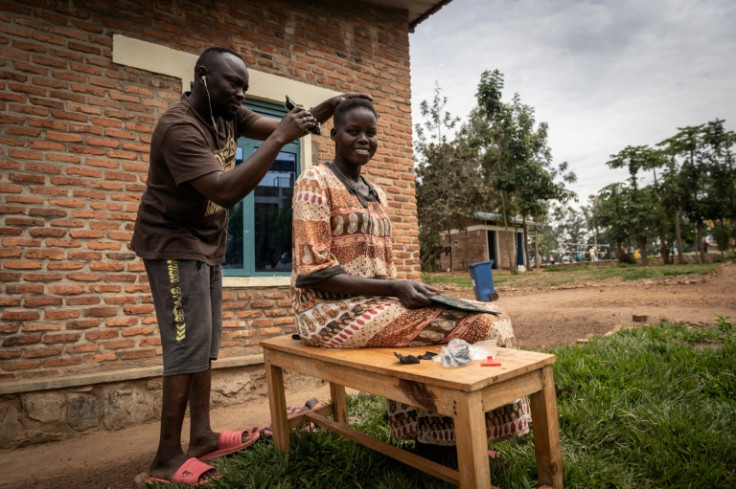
[254,397,324,439]
[198,429,260,462]
[145,457,220,486]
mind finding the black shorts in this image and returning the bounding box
[145,259,222,376]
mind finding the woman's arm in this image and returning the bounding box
[301,274,442,309]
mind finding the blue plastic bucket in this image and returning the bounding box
[468,260,495,301]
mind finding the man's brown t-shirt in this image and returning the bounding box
[131,94,259,265]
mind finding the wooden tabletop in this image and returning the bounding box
[261,335,555,393]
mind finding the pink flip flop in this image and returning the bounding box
[252,398,324,439]
[198,429,260,461]
[146,457,220,486]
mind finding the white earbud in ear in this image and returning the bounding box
[200,75,217,131]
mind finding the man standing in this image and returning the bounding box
[131,46,369,485]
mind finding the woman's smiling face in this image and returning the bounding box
[332,107,378,168]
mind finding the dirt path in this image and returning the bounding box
[3,262,735,489]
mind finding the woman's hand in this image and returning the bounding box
[391,280,443,309]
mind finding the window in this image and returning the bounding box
[224,100,300,276]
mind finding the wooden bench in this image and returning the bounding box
[262,335,563,489]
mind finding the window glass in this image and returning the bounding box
[223,100,299,276]
[253,150,295,272]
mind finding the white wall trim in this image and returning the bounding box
[112,34,342,177]
[223,276,291,288]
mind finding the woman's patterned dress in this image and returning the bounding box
[291,163,530,445]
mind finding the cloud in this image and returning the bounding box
[410,0,736,203]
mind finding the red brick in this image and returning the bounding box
[66,296,101,306]
[2,238,41,248]
[120,326,154,336]
[2,360,43,371]
[258,327,284,336]
[67,251,103,261]
[25,249,65,260]
[43,357,83,368]
[6,195,44,205]
[0,350,22,360]
[91,285,124,293]
[67,273,103,282]
[106,317,138,327]
[67,319,101,330]
[24,347,62,358]
[23,297,63,307]
[120,349,155,360]
[5,284,44,294]
[43,333,81,344]
[47,284,86,295]
[44,239,81,248]
[2,310,41,321]
[264,309,288,317]
[237,310,262,319]
[2,334,42,346]
[90,262,125,272]
[46,262,84,271]
[21,322,62,332]
[103,296,136,306]
[3,260,43,270]
[29,228,68,238]
[103,339,135,349]
[22,273,63,282]
[84,306,118,317]
[44,309,80,320]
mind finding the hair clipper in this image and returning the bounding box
[285,95,321,135]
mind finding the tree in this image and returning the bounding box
[657,125,702,263]
[465,69,574,272]
[415,84,484,270]
[594,183,635,262]
[700,119,736,253]
[606,145,665,265]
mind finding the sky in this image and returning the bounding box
[409,0,736,204]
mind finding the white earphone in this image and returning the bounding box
[200,75,217,131]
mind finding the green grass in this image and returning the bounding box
[148,318,736,489]
[423,262,721,289]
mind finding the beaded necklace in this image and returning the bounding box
[331,163,370,196]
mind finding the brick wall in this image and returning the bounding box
[0,0,419,386]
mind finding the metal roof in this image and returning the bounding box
[365,0,453,31]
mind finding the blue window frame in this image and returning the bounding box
[224,99,300,276]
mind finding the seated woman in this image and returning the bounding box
[290,98,529,455]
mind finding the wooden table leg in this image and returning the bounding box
[454,392,492,489]
[264,349,290,451]
[329,382,348,424]
[529,365,564,489]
